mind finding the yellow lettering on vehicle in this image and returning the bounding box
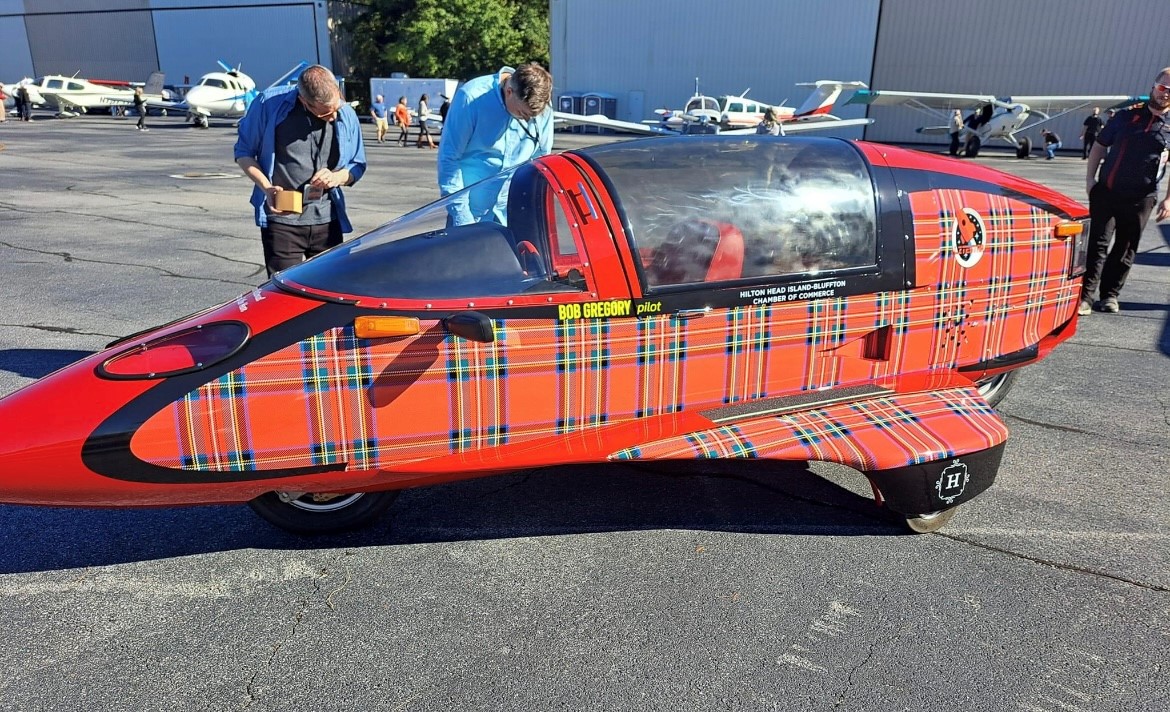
[558,300,632,320]
[558,303,582,320]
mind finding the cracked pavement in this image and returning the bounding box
[0,115,1167,711]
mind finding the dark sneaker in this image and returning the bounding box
[1077,299,1093,316]
[1099,297,1119,313]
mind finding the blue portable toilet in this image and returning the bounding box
[581,92,618,134]
[557,92,583,132]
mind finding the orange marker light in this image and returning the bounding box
[1054,221,1083,239]
[354,316,420,339]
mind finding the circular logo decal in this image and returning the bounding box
[953,208,985,268]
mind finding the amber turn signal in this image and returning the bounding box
[354,316,420,339]
[1054,221,1083,238]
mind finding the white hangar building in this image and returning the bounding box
[0,0,332,90]
[550,0,1170,149]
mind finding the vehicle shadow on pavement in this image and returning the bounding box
[0,461,905,573]
[0,349,96,379]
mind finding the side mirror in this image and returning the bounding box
[444,311,495,343]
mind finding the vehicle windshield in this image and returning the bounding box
[579,136,878,288]
[278,162,590,300]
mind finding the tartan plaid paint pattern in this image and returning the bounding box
[910,188,1077,368]
[608,386,1007,470]
[130,186,1071,476]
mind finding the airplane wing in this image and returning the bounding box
[555,111,871,137]
[1006,94,1147,110]
[849,89,1147,115]
[553,111,677,136]
[847,90,998,113]
[721,117,874,135]
[145,97,187,112]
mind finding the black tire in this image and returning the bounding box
[248,490,399,535]
[964,136,982,157]
[1015,136,1032,158]
[903,506,957,533]
[974,369,1019,408]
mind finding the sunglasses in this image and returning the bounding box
[1154,82,1170,93]
[300,95,340,119]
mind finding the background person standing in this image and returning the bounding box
[1081,106,1103,159]
[370,94,388,144]
[416,93,436,148]
[1079,67,1170,315]
[234,64,367,277]
[394,96,411,146]
[133,87,148,131]
[16,82,31,121]
[949,109,963,156]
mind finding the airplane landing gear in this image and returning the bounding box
[1015,136,1032,158]
[964,136,982,158]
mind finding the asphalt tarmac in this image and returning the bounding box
[0,114,1167,711]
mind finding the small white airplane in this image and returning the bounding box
[180,60,311,128]
[558,80,871,136]
[847,88,1147,158]
[24,72,168,116]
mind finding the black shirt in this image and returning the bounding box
[1097,104,1170,197]
[271,100,339,225]
[1083,114,1104,136]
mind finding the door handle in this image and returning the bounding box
[673,308,712,320]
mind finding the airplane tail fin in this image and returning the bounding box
[267,61,311,90]
[143,71,165,96]
[792,80,868,118]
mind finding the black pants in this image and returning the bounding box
[261,220,342,277]
[136,107,146,129]
[949,131,961,156]
[1081,185,1156,302]
[1082,134,1097,159]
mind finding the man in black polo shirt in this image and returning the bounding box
[1079,67,1170,315]
[1080,107,1103,159]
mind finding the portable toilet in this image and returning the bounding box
[557,92,583,132]
[581,92,618,134]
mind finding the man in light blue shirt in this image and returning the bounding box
[234,64,366,276]
[437,63,554,225]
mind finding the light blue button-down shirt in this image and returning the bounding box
[437,67,554,225]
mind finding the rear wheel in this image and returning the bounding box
[248,490,399,535]
[975,370,1019,408]
[1015,136,1032,158]
[964,136,982,157]
[903,507,957,533]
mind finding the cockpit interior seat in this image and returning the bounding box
[646,218,744,286]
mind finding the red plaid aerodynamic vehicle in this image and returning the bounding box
[0,136,1089,534]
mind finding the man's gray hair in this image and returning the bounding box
[298,65,339,105]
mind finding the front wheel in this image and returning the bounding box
[964,136,982,157]
[248,490,399,535]
[903,507,957,533]
[975,370,1019,408]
